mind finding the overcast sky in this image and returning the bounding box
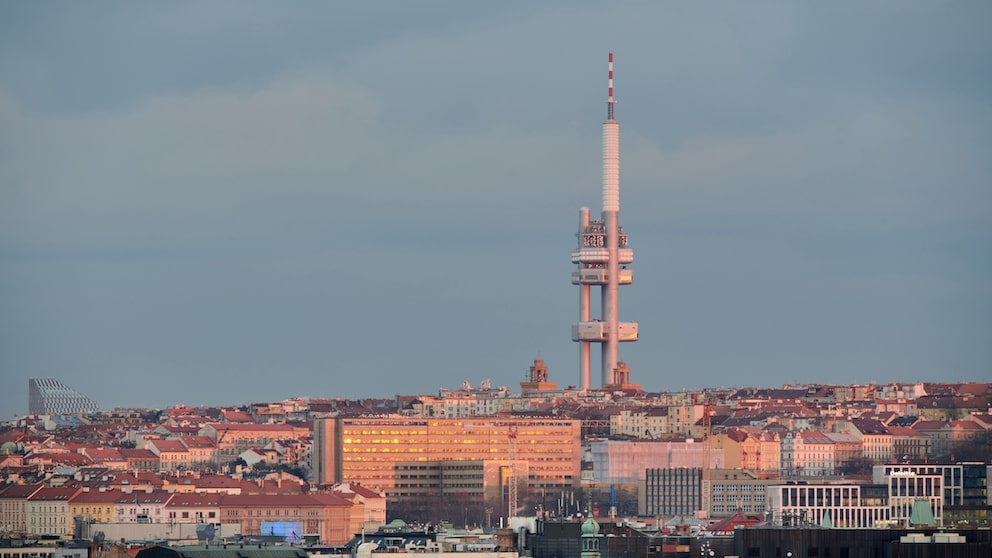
[1,2,990,416]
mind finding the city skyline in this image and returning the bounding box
[1,3,990,416]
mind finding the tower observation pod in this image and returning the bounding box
[571,53,639,391]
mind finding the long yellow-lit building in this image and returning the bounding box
[312,416,581,506]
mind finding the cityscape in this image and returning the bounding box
[3,375,992,556]
[3,3,991,558]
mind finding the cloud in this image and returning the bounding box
[1,1,990,414]
[624,100,992,233]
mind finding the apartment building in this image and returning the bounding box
[26,486,81,538]
[69,488,125,524]
[848,419,894,463]
[782,430,836,477]
[703,469,778,518]
[0,484,42,537]
[219,493,359,545]
[312,416,581,504]
[145,439,190,471]
[711,428,781,473]
[164,492,222,525]
[610,408,668,439]
[179,436,218,469]
[119,448,160,472]
[200,423,309,465]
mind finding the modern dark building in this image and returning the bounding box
[639,467,701,517]
[526,521,992,558]
[135,546,307,558]
[735,527,992,558]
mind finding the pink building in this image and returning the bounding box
[782,430,836,477]
[219,493,360,545]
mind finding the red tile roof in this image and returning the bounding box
[148,439,188,452]
[0,483,43,499]
[165,492,223,507]
[220,493,350,507]
[29,486,81,501]
[71,489,127,504]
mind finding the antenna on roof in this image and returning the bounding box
[607,52,615,120]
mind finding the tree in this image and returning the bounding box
[837,457,874,477]
[947,430,992,462]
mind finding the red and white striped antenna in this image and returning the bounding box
[607,52,615,120]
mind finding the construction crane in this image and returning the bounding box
[507,425,518,521]
[701,402,713,479]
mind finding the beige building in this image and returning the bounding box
[0,484,42,537]
[180,436,218,469]
[27,486,81,538]
[610,408,669,439]
[110,490,176,524]
[847,419,894,464]
[164,492,222,525]
[702,468,779,518]
[146,439,190,471]
[711,428,781,473]
[312,416,581,505]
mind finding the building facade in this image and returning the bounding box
[703,469,777,518]
[638,467,701,517]
[312,416,581,505]
[28,378,99,415]
[589,439,721,484]
[765,483,890,528]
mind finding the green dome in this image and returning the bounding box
[581,516,600,536]
[0,441,17,452]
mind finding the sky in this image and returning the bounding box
[1,2,990,416]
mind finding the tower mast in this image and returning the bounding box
[601,52,621,387]
[572,53,638,389]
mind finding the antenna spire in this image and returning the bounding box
[607,52,615,120]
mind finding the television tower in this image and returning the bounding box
[571,53,638,390]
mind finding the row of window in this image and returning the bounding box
[712,494,762,502]
[29,517,66,524]
[167,511,217,519]
[224,509,312,517]
[712,504,764,513]
[712,484,765,492]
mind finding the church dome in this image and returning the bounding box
[581,516,600,536]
